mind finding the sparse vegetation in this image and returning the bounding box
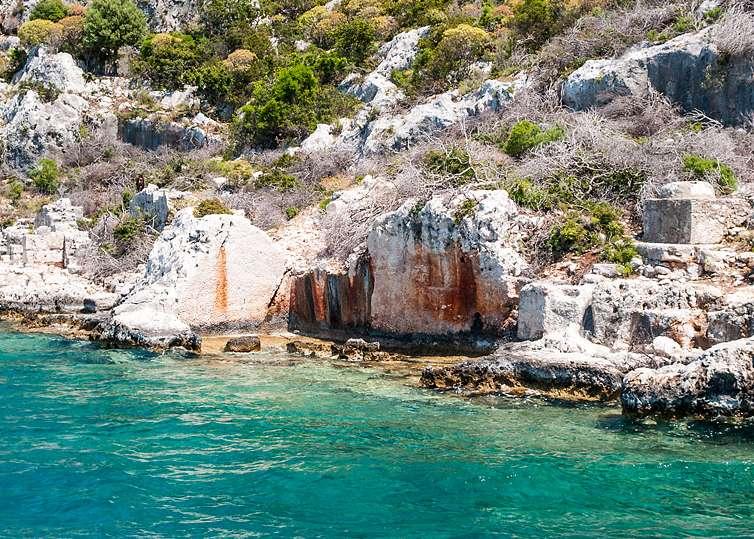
[29,159,60,195]
[193,198,233,217]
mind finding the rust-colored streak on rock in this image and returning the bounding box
[214,245,229,312]
[407,241,477,325]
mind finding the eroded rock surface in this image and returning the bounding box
[563,27,754,125]
[622,338,754,418]
[102,208,287,350]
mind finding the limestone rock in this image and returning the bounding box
[137,0,201,31]
[589,279,723,349]
[1,91,87,170]
[224,335,262,352]
[374,26,429,77]
[104,208,287,350]
[129,184,193,230]
[366,190,528,335]
[657,181,715,200]
[621,337,754,418]
[517,282,594,341]
[13,48,86,95]
[563,27,754,126]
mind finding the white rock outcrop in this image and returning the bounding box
[13,48,86,95]
[103,208,287,349]
[562,26,754,125]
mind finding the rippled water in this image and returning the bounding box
[1,329,754,537]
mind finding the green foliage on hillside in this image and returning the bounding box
[29,0,68,22]
[82,0,147,63]
[29,159,60,195]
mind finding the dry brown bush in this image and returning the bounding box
[711,4,754,56]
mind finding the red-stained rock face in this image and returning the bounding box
[289,259,373,335]
[287,191,528,340]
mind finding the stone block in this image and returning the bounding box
[517,282,594,341]
[643,198,738,244]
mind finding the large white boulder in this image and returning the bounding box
[1,91,88,170]
[103,208,287,350]
[13,48,87,95]
[365,190,529,335]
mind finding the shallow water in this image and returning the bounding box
[1,329,754,537]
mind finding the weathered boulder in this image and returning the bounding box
[621,337,754,418]
[136,0,201,31]
[13,48,86,95]
[563,27,754,126]
[128,184,193,230]
[34,198,83,231]
[103,208,287,350]
[367,190,528,335]
[374,26,429,77]
[224,335,262,352]
[118,116,219,151]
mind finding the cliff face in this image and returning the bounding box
[289,191,529,340]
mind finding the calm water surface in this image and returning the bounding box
[1,329,754,537]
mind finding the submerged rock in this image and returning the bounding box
[224,335,262,352]
[621,337,754,418]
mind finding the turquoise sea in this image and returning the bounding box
[1,328,754,537]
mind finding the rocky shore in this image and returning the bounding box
[3,176,754,422]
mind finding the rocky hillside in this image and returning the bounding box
[1,0,754,420]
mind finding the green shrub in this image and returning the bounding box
[201,0,263,50]
[682,154,737,193]
[113,215,142,243]
[234,63,360,148]
[512,0,564,46]
[188,60,234,105]
[503,120,564,157]
[285,206,300,220]
[507,178,554,210]
[8,180,23,204]
[29,158,60,194]
[193,198,232,217]
[424,147,475,185]
[58,15,85,55]
[30,0,68,21]
[411,23,491,92]
[134,32,209,90]
[255,167,299,191]
[18,19,63,48]
[83,0,147,63]
[334,18,376,65]
[453,198,478,224]
[548,202,631,259]
[548,214,589,256]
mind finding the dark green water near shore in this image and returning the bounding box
[1,329,754,537]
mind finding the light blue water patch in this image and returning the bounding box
[1,329,753,537]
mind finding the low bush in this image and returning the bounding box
[424,147,476,185]
[502,120,564,157]
[682,154,737,193]
[29,158,60,194]
[134,33,209,90]
[29,0,68,21]
[548,202,631,259]
[18,19,64,48]
[334,18,376,65]
[193,198,232,217]
[112,215,142,244]
[7,180,23,204]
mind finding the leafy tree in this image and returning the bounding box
[29,0,68,22]
[512,0,563,46]
[201,0,261,50]
[236,63,319,147]
[82,0,147,63]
